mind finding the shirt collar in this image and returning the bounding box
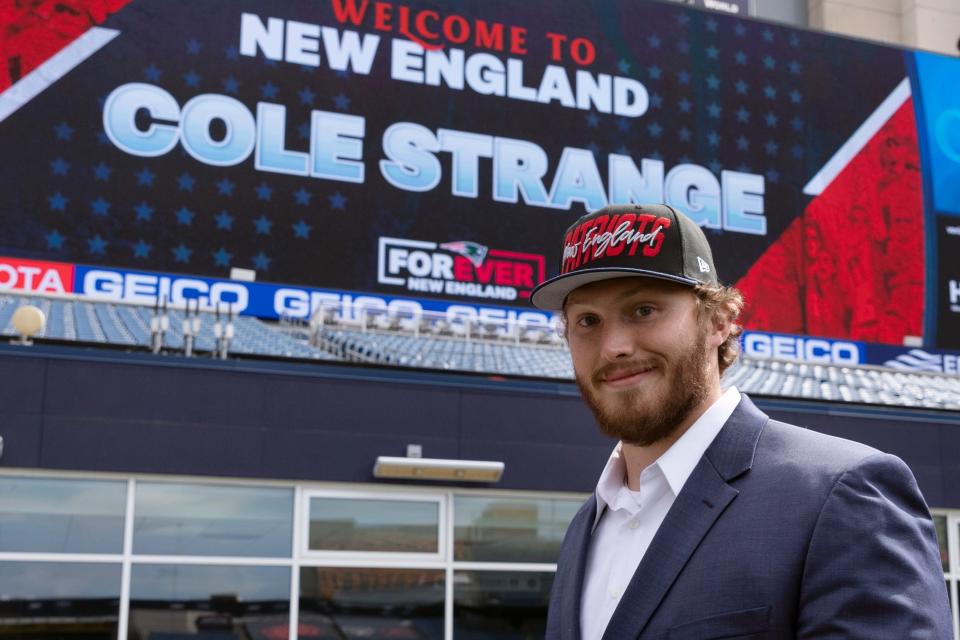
[592,386,741,530]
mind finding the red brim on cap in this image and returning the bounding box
[529,267,701,311]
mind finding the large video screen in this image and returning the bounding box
[1,0,958,368]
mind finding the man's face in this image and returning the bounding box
[564,277,717,446]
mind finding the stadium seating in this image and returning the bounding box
[1,294,957,410]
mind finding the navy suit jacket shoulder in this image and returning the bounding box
[546,394,952,639]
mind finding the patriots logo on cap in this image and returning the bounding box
[440,241,488,268]
[697,256,711,273]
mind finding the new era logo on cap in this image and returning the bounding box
[530,203,720,310]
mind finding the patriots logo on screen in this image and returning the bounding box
[378,236,545,302]
[440,241,488,268]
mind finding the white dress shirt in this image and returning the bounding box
[580,386,742,640]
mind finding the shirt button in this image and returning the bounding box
[629,520,640,529]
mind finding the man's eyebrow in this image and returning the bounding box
[566,283,668,308]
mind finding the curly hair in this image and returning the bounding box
[693,283,744,375]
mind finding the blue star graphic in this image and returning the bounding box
[175,207,195,225]
[764,140,779,155]
[763,85,776,99]
[90,197,111,217]
[734,80,748,95]
[177,173,195,191]
[762,29,774,43]
[792,144,804,158]
[136,167,155,186]
[791,117,804,131]
[617,59,631,73]
[144,64,162,81]
[707,159,722,174]
[736,107,750,123]
[706,74,720,90]
[789,90,802,104]
[764,113,779,127]
[224,46,239,60]
[298,122,311,140]
[707,103,721,118]
[647,35,661,48]
[256,182,273,200]
[585,113,599,128]
[707,131,721,147]
[51,157,70,176]
[734,51,747,65]
[254,215,272,234]
[186,37,203,54]
[261,82,278,99]
[88,234,107,255]
[677,70,691,85]
[705,18,718,32]
[172,243,192,263]
[96,131,109,145]
[329,192,347,210]
[213,247,232,267]
[134,202,154,221]
[264,58,278,68]
[736,136,750,151]
[648,65,662,80]
[678,127,692,142]
[54,122,74,140]
[762,55,776,70]
[617,118,631,133]
[735,23,746,37]
[133,239,151,258]
[46,230,65,249]
[647,122,663,138]
[214,210,234,229]
[216,177,235,196]
[766,169,780,183]
[705,46,718,60]
[93,162,111,181]
[789,34,800,47]
[735,164,751,173]
[650,94,663,108]
[333,93,350,110]
[252,251,271,271]
[294,187,312,206]
[299,87,317,105]
[48,192,69,211]
[678,98,692,113]
[292,219,312,239]
[788,61,802,75]
[183,70,201,88]
[222,76,240,94]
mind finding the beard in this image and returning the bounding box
[575,331,711,446]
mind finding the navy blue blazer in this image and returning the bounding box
[547,395,952,639]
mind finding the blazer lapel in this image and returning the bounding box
[601,395,768,639]
[559,496,597,640]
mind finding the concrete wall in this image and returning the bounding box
[810,0,960,55]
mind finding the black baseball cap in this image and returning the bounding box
[530,203,719,310]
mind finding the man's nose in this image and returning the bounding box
[599,322,634,361]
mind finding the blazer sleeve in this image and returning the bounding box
[797,452,952,638]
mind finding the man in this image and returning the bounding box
[531,203,951,639]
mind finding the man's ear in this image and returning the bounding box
[706,309,731,350]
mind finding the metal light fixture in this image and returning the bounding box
[373,456,505,482]
[11,305,45,345]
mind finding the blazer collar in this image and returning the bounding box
[600,394,769,639]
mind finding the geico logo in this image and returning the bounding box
[386,247,454,279]
[0,264,67,293]
[743,333,861,365]
[82,270,249,311]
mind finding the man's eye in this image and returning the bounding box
[633,305,654,317]
[576,315,599,328]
